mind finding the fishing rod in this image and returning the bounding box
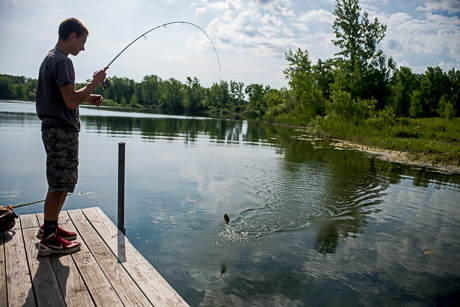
[100,21,222,89]
[11,199,45,209]
[8,193,72,209]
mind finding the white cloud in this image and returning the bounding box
[195,6,208,15]
[205,2,295,57]
[254,0,294,17]
[417,0,460,14]
[195,0,244,14]
[298,9,335,24]
[380,10,460,71]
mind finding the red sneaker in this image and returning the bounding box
[38,232,81,257]
[36,223,77,240]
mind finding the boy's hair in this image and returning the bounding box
[58,18,89,40]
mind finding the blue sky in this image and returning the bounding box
[0,0,459,89]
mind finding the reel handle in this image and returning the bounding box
[100,77,112,89]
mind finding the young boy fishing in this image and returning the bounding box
[36,18,107,256]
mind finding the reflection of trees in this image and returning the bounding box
[314,157,386,254]
[81,115,244,142]
[81,115,297,146]
[282,140,388,254]
[315,222,339,254]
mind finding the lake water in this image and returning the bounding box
[1,101,460,306]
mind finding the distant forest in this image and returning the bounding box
[1,0,458,123]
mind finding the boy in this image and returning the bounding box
[36,18,107,256]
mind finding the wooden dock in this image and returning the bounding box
[0,207,189,306]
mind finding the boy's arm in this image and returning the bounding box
[60,68,106,110]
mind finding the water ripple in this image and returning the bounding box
[210,160,389,245]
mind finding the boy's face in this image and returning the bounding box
[69,32,87,56]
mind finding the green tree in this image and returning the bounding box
[129,93,138,107]
[438,94,456,119]
[313,59,334,101]
[205,81,231,109]
[162,78,184,109]
[284,48,325,119]
[141,75,162,106]
[0,76,12,99]
[448,68,460,115]
[230,81,245,106]
[328,70,355,119]
[333,0,386,70]
[184,77,203,111]
[409,90,423,118]
[332,0,393,107]
[390,66,419,116]
[420,66,450,116]
[264,88,286,119]
[218,80,230,108]
[245,83,269,112]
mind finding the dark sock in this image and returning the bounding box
[43,219,58,239]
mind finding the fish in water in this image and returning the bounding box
[224,214,230,224]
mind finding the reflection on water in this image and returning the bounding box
[1,101,460,306]
[82,113,291,146]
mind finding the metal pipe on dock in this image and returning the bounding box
[118,142,126,235]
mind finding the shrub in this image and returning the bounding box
[409,90,423,118]
[438,95,457,120]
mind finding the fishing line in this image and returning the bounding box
[106,21,221,71]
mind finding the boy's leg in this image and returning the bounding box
[38,191,77,240]
[42,191,67,238]
[44,191,67,221]
[38,191,80,256]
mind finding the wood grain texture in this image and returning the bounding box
[2,207,189,307]
[84,207,189,306]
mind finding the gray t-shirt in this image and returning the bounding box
[36,48,80,131]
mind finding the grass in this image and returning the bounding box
[306,116,460,167]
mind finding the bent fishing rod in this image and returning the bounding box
[100,21,221,89]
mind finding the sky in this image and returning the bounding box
[0,0,459,89]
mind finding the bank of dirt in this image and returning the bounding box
[265,119,460,175]
[294,131,460,174]
[329,139,460,175]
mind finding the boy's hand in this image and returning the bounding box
[88,94,103,106]
[92,67,107,85]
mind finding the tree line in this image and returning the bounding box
[1,0,458,122]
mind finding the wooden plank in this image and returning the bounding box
[4,217,36,306]
[44,211,124,307]
[50,212,95,307]
[0,232,7,307]
[68,209,153,306]
[21,213,67,306]
[84,207,189,307]
[19,214,39,229]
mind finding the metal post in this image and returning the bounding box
[118,142,126,235]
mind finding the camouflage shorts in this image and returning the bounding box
[42,127,79,193]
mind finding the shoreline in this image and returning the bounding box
[330,139,460,175]
[286,122,460,175]
[296,133,460,174]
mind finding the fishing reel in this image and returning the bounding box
[100,77,112,89]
